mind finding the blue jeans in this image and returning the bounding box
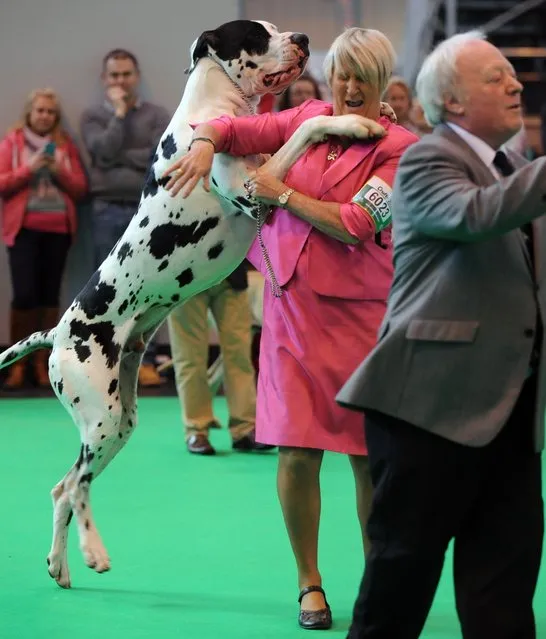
[92,198,156,365]
[92,199,136,268]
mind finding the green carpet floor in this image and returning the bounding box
[0,397,544,639]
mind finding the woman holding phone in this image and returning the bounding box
[0,88,87,390]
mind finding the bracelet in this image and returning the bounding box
[188,136,216,152]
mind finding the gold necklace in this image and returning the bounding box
[327,146,338,161]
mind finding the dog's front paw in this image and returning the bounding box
[47,552,71,589]
[331,114,386,140]
[300,115,332,143]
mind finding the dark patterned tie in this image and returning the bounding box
[493,151,534,266]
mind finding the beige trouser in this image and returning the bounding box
[167,280,256,441]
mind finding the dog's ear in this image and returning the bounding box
[186,30,219,74]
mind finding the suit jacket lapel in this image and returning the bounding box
[532,218,543,285]
[318,116,393,198]
[438,125,535,275]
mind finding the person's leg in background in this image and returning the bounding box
[211,280,274,450]
[33,231,72,387]
[91,199,161,387]
[167,290,217,455]
[3,229,41,390]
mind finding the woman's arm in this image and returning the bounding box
[281,191,364,244]
[0,137,33,196]
[52,141,88,201]
[246,145,408,244]
[245,169,363,244]
[163,103,312,197]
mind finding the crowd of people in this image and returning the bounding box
[0,21,544,639]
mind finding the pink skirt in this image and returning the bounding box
[255,246,387,455]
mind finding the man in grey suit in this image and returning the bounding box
[337,31,545,639]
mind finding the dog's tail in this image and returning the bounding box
[0,329,55,370]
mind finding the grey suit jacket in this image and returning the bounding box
[337,124,546,451]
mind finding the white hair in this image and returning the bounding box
[416,30,486,127]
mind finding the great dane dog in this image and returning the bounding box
[0,19,385,588]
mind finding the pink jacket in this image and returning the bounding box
[0,129,87,246]
[211,99,418,299]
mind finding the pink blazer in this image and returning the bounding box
[211,99,418,300]
[0,129,87,247]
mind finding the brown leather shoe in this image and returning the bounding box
[3,361,26,391]
[186,433,216,455]
[298,586,332,630]
[138,363,162,387]
[33,350,51,388]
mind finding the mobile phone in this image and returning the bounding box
[43,141,56,156]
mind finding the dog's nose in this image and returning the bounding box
[290,33,309,54]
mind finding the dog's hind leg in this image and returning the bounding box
[47,465,77,588]
[47,351,143,587]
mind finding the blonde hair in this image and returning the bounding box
[383,76,413,102]
[323,28,396,95]
[9,87,67,144]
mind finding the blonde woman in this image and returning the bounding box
[165,27,418,629]
[0,88,87,390]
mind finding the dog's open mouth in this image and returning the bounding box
[263,55,309,89]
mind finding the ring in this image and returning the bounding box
[243,179,253,197]
[175,168,183,177]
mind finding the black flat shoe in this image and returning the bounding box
[298,585,332,630]
[232,429,276,452]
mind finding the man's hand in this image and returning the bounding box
[107,86,129,118]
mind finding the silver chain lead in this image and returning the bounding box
[257,205,283,298]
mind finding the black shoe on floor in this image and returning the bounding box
[232,429,276,452]
[186,433,216,455]
[298,586,332,630]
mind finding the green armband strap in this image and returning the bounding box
[352,176,393,232]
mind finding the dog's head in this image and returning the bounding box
[189,20,309,96]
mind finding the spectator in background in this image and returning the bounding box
[383,76,422,136]
[277,72,322,111]
[0,88,87,390]
[167,262,274,455]
[81,48,170,387]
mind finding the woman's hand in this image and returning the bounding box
[162,141,215,198]
[244,168,287,206]
[27,151,50,174]
[45,155,61,175]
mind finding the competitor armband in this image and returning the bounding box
[352,175,393,232]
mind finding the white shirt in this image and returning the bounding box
[446,122,501,180]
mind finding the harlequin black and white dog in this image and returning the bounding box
[0,19,383,588]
